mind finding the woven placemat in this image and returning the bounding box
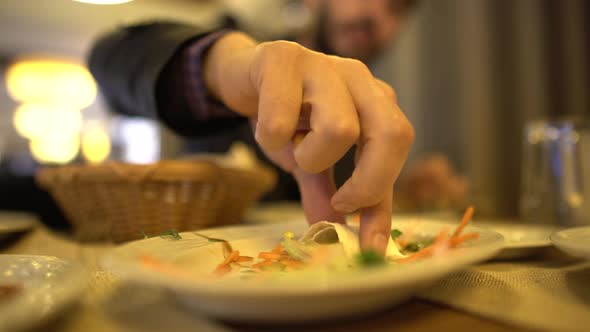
[418,250,590,332]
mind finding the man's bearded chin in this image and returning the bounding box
[314,7,380,63]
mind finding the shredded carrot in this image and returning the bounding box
[252,259,276,269]
[398,207,478,263]
[258,252,282,260]
[398,229,449,263]
[140,255,187,277]
[212,250,258,276]
[453,206,474,237]
[213,263,232,276]
[279,258,303,269]
[450,232,480,247]
[271,244,284,254]
[222,250,240,265]
[433,228,450,245]
[397,246,435,263]
[235,256,253,262]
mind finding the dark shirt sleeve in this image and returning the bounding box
[88,21,247,138]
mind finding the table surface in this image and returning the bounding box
[2,225,535,332]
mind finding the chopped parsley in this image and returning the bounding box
[356,250,386,267]
[404,242,422,252]
[140,229,182,240]
[390,229,403,240]
[159,229,182,240]
[404,239,433,252]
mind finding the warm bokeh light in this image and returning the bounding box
[13,103,82,140]
[82,127,111,163]
[29,134,80,164]
[117,118,160,163]
[73,0,133,4]
[6,60,97,108]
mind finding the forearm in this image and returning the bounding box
[203,32,259,117]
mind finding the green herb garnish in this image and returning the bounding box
[356,250,386,267]
[391,229,403,239]
[159,229,182,240]
[403,237,434,252]
[194,232,233,256]
[194,232,226,243]
[141,229,182,240]
[404,242,421,252]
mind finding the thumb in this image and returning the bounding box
[293,168,345,225]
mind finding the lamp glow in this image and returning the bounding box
[6,60,97,108]
[30,134,80,164]
[13,103,82,140]
[82,127,111,163]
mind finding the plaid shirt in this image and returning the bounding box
[179,30,234,120]
[155,29,247,138]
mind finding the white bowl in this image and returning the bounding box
[102,220,503,323]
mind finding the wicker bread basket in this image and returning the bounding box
[36,159,276,242]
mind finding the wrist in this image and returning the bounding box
[203,31,258,116]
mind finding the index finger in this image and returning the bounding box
[359,190,393,254]
[330,60,414,212]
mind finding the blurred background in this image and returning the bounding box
[0,0,588,225]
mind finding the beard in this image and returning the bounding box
[314,5,380,63]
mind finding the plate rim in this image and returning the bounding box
[550,226,590,258]
[102,220,504,297]
[0,213,37,234]
[475,222,557,249]
[0,254,88,332]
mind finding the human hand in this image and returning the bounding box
[204,32,414,254]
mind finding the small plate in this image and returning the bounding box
[474,221,557,259]
[550,226,590,260]
[102,220,503,323]
[0,255,87,332]
[0,212,37,241]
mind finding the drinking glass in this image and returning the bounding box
[520,117,590,226]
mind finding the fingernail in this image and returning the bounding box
[371,233,388,254]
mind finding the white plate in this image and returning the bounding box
[0,212,37,240]
[0,255,87,332]
[550,226,590,260]
[102,220,503,323]
[474,222,557,259]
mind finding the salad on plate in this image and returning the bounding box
[139,207,479,280]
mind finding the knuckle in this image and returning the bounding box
[256,41,305,66]
[382,114,415,146]
[324,119,360,143]
[381,83,397,101]
[264,40,304,57]
[347,58,371,74]
[400,117,416,145]
[334,57,371,74]
[309,53,334,71]
[259,118,292,141]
